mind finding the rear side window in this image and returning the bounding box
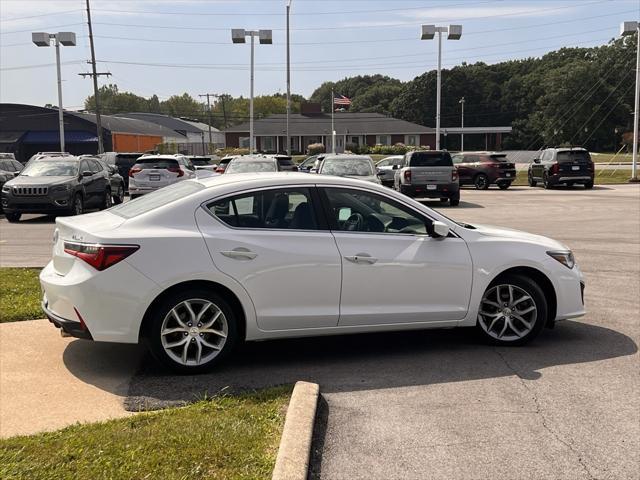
[115,154,141,168]
[277,158,294,167]
[89,159,103,173]
[557,151,590,163]
[409,152,452,167]
[134,158,179,170]
[111,181,204,219]
[489,154,508,162]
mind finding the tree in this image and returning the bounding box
[84,84,148,114]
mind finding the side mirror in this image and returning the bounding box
[291,166,299,172]
[533,158,541,164]
[432,221,450,238]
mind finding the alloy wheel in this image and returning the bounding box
[478,284,538,341]
[160,299,228,366]
[74,196,83,215]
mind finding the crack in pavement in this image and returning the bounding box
[493,348,597,480]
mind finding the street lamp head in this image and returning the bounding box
[259,29,273,44]
[57,32,76,46]
[32,32,51,47]
[620,21,639,36]
[231,29,247,43]
[421,25,436,40]
[448,25,462,40]
[459,97,465,104]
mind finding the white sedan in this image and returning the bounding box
[40,173,585,372]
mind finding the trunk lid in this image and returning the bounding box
[52,211,126,276]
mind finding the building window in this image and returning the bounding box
[239,137,250,148]
[261,136,276,152]
[376,135,391,145]
[406,135,418,146]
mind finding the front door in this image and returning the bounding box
[320,186,473,326]
[197,186,342,330]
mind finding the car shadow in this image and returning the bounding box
[10,214,56,224]
[60,320,633,412]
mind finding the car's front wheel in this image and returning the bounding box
[113,184,124,204]
[476,274,547,346]
[527,171,537,187]
[70,194,83,216]
[101,188,112,210]
[146,290,238,373]
[5,212,21,223]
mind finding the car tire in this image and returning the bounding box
[449,193,460,206]
[5,212,21,223]
[474,174,490,190]
[113,184,124,205]
[497,181,511,190]
[584,180,594,189]
[542,172,553,189]
[475,273,548,346]
[527,171,537,187]
[69,194,83,216]
[101,188,112,210]
[145,289,238,373]
[130,194,140,200]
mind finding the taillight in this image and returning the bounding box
[64,242,139,271]
[404,170,411,182]
[215,166,225,173]
[168,166,184,177]
[551,163,559,174]
[452,168,458,181]
[587,161,594,172]
[129,166,141,177]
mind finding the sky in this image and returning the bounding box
[1,0,638,110]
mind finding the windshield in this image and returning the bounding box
[557,151,590,163]
[409,152,452,167]
[111,181,204,219]
[321,158,374,176]
[190,158,214,166]
[20,161,78,177]
[134,158,179,170]
[226,161,276,173]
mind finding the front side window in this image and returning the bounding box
[451,154,463,164]
[324,188,430,235]
[208,188,318,230]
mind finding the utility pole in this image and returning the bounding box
[199,93,216,150]
[459,96,465,152]
[286,0,293,155]
[80,0,110,154]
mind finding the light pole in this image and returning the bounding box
[232,29,272,154]
[421,24,462,150]
[459,96,465,151]
[32,31,76,153]
[621,21,639,182]
[286,0,293,155]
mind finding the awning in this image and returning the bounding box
[0,131,25,143]
[22,130,98,144]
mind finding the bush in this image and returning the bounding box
[345,143,370,155]
[307,143,326,155]
[216,147,250,156]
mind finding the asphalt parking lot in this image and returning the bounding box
[1,184,639,479]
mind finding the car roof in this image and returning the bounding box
[34,155,82,162]
[196,172,379,190]
[322,154,373,161]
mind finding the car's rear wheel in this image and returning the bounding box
[449,193,460,206]
[146,290,238,373]
[527,171,537,187]
[543,172,552,189]
[476,274,547,346]
[5,212,21,223]
[474,174,490,190]
[497,181,511,190]
[584,180,594,189]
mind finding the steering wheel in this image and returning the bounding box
[344,212,365,231]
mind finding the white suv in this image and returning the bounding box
[128,154,196,198]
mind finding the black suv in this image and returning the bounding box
[528,147,594,189]
[1,155,112,222]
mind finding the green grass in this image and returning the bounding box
[0,386,292,480]
[511,168,635,186]
[590,152,633,163]
[0,268,43,323]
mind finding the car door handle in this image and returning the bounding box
[344,254,378,264]
[220,249,257,260]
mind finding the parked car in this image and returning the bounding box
[215,155,235,174]
[99,152,143,191]
[262,154,299,172]
[188,156,219,172]
[39,173,585,372]
[528,147,594,189]
[0,156,23,211]
[451,151,516,190]
[299,154,324,173]
[317,154,381,184]
[394,150,460,205]
[0,152,18,162]
[376,155,404,187]
[1,155,112,222]
[79,155,125,205]
[128,154,196,198]
[224,156,279,174]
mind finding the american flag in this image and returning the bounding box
[333,94,352,106]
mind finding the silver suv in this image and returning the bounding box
[394,150,460,205]
[128,154,196,198]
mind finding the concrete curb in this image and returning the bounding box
[272,381,320,480]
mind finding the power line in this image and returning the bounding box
[0,9,83,22]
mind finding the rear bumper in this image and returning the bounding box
[42,299,93,340]
[400,183,459,198]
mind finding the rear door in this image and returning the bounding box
[408,151,454,188]
[557,150,591,177]
[89,159,108,201]
[198,186,342,330]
